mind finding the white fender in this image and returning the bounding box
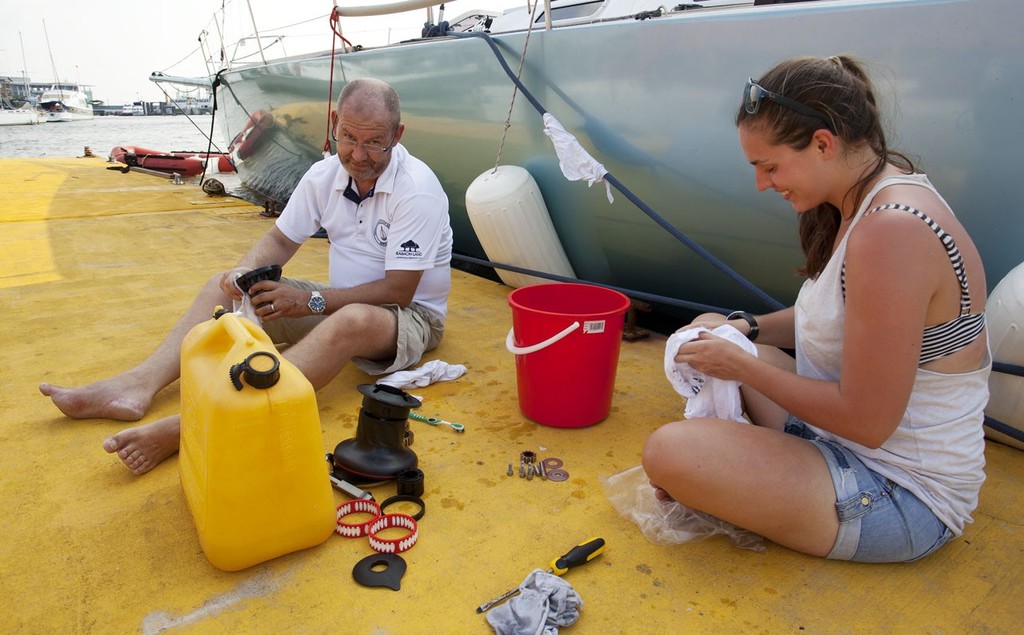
[465,165,576,289]
[985,261,1024,450]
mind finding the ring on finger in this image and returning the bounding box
[270,302,276,312]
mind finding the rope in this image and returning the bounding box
[200,77,221,185]
[493,0,541,173]
[993,361,1024,377]
[152,78,227,186]
[985,416,1024,444]
[453,253,731,315]
[453,30,784,312]
[324,10,356,155]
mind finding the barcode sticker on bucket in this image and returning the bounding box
[583,320,606,334]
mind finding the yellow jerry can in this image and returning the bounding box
[179,310,336,571]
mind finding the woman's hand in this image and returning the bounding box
[674,331,753,382]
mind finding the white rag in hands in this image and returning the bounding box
[231,273,261,325]
[376,359,468,390]
[542,113,614,203]
[664,325,758,423]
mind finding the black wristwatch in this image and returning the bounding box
[726,311,759,342]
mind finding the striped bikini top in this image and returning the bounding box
[841,203,986,365]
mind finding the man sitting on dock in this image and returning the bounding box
[39,78,453,475]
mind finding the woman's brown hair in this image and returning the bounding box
[735,56,916,279]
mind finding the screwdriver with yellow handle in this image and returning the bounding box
[476,537,606,613]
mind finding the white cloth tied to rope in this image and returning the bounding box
[542,113,614,203]
[664,325,758,423]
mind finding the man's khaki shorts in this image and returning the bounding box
[259,277,444,375]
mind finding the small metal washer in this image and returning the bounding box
[545,468,569,482]
[541,457,563,470]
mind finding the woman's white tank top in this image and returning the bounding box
[794,174,990,535]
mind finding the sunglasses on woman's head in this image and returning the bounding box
[744,78,835,133]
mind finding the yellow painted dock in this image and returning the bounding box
[2,157,1021,634]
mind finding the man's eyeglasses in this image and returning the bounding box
[331,129,394,155]
[743,78,835,133]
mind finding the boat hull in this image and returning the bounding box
[213,0,1024,313]
[0,108,44,126]
[43,110,94,122]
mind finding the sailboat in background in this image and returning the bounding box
[1,33,44,125]
[38,19,93,122]
[0,105,44,126]
[0,94,43,126]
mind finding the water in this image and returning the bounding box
[0,115,231,159]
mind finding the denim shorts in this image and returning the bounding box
[784,418,954,563]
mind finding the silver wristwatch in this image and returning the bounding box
[308,290,327,315]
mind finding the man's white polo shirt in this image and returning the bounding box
[276,144,453,321]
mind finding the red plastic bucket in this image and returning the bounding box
[506,283,631,428]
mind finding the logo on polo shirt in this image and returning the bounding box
[396,239,423,260]
[373,220,389,247]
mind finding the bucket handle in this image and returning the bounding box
[505,321,580,355]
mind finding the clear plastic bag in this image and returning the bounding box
[601,465,765,552]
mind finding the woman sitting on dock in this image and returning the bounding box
[643,55,990,562]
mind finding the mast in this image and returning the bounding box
[19,31,31,99]
[42,19,63,94]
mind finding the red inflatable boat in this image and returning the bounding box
[109,145,235,177]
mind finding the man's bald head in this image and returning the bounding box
[337,78,401,131]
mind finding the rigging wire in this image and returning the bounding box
[152,82,225,155]
[142,77,225,190]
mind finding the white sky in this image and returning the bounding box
[1,1,524,104]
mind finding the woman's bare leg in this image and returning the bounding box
[642,418,838,556]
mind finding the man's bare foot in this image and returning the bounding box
[40,379,152,421]
[102,416,181,475]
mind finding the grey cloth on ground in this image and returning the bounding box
[486,569,583,635]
